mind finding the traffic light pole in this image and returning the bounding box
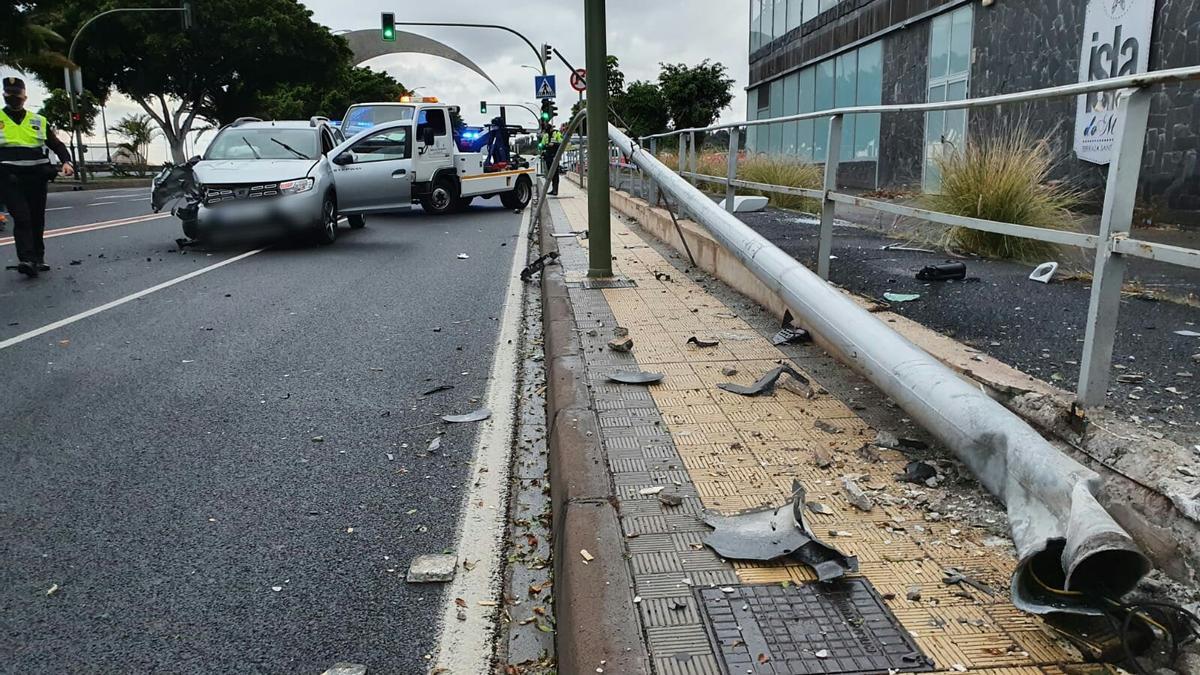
[584,0,611,277]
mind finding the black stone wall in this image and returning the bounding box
[879,23,930,188]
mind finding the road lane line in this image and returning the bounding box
[45,207,73,212]
[0,247,266,352]
[0,213,168,246]
[88,202,118,206]
[431,207,531,672]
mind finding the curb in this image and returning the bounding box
[538,207,652,675]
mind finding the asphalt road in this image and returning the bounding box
[1,189,525,673]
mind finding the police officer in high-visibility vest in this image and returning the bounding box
[0,77,75,277]
[540,125,564,196]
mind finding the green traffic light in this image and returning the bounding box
[541,112,550,121]
[383,27,395,40]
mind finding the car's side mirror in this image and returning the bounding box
[333,153,354,166]
[422,127,436,146]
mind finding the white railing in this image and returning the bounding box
[625,64,1200,408]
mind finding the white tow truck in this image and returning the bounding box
[334,98,535,215]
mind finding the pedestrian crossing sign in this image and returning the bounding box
[535,75,556,99]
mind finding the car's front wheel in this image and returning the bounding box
[314,194,338,245]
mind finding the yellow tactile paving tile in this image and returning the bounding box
[556,183,1085,671]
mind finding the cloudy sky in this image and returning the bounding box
[1,1,749,163]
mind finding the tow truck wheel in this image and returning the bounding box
[314,194,338,245]
[347,214,366,229]
[420,176,458,215]
[500,175,533,211]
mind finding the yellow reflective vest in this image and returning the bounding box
[0,109,51,166]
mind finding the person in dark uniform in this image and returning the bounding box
[540,124,564,196]
[0,76,75,277]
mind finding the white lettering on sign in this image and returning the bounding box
[1074,0,1156,165]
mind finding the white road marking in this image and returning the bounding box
[129,197,152,201]
[88,202,117,206]
[0,248,266,351]
[45,206,73,212]
[0,213,167,246]
[431,208,531,672]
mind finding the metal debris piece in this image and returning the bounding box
[807,502,833,516]
[519,251,560,282]
[442,408,492,423]
[422,384,454,396]
[841,477,874,511]
[718,364,811,397]
[701,479,858,581]
[899,461,938,485]
[407,554,458,583]
[608,336,634,352]
[943,568,997,597]
[916,261,967,281]
[686,336,720,348]
[320,663,367,675]
[772,310,812,346]
[609,371,665,385]
[884,292,921,303]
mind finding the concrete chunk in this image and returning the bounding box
[406,554,457,583]
[716,195,769,213]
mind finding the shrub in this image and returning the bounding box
[924,127,1083,262]
[654,150,821,211]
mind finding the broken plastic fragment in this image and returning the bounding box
[718,365,812,397]
[442,408,492,423]
[701,479,858,581]
[686,336,720,348]
[1175,330,1200,338]
[608,371,665,385]
[580,549,595,562]
[1029,262,1058,284]
[883,292,921,303]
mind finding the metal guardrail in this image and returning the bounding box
[632,64,1200,408]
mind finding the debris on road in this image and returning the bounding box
[427,437,442,453]
[906,585,923,601]
[840,476,874,511]
[899,461,938,485]
[718,364,812,398]
[457,253,470,260]
[812,448,835,469]
[807,502,833,516]
[772,310,811,346]
[311,436,325,443]
[658,492,684,507]
[639,486,666,496]
[943,567,997,596]
[580,549,595,562]
[442,408,491,423]
[814,420,842,435]
[1029,262,1059,284]
[685,336,720,348]
[422,384,454,396]
[1175,330,1200,338]
[608,371,665,385]
[916,261,967,281]
[721,366,738,377]
[406,554,458,583]
[519,251,560,282]
[46,584,59,596]
[701,479,858,581]
[608,336,634,352]
[883,292,921,303]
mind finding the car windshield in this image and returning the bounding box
[342,105,415,135]
[205,128,318,161]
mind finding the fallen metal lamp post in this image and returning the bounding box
[607,123,1149,615]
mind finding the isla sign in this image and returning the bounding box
[1075,0,1156,165]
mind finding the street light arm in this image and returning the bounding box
[394,22,545,75]
[69,7,186,64]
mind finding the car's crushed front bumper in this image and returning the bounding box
[194,186,323,238]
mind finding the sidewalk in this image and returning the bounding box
[542,180,1098,674]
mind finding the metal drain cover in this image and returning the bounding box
[696,579,932,674]
[574,277,638,289]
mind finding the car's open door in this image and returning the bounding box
[329,121,415,213]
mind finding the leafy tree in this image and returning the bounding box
[0,1,67,71]
[606,55,626,102]
[35,0,351,163]
[109,113,158,175]
[616,81,669,140]
[39,88,101,136]
[658,60,735,144]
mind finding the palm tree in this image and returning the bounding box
[109,114,160,176]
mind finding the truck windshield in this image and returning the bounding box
[205,129,318,161]
[342,105,416,135]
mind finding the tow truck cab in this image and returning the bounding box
[336,100,534,215]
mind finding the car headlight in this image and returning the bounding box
[279,178,315,195]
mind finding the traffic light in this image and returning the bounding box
[181,1,193,30]
[71,112,81,128]
[540,99,552,123]
[480,101,488,115]
[548,100,558,119]
[542,43,553,65]
[381,12,396,41]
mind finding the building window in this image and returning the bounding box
[768,77,784,154]
[924,5,973,192]
[787,0,803,32]
[855,41,882,160]
[750,0,763,53]
[773,0,788,41]
[762,0,774,45]
[782,72,799,154]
